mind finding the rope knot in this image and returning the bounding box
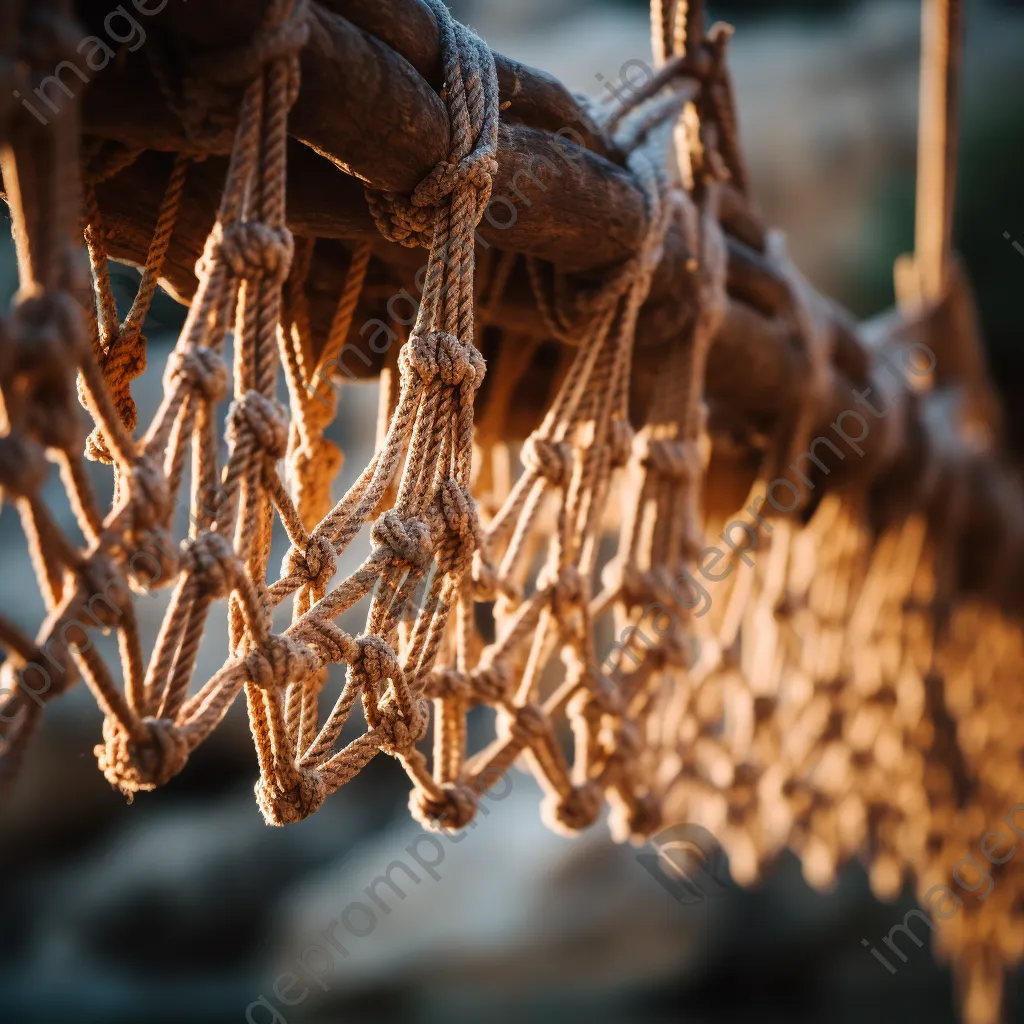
[610,562,667,610]
[550,564,586,625]
[500,703,549,746]
[121,529,179,594]
[255,765,327,826]
[543,782,604,835]
[440,479,476,539]
[570,672,625,718]
[370,510,435,570]
[90,327,148,454]
[410,781,479,832]
[180,531,240,600]
[84,432,115,465]
[457,150,499,194]
[164,346,229,403]
[293,440,342,475]
[470,659,512,704]
[245,633,319,690]
[521,436,573,487]
[282,535,337,590]
[470,551,499,601]
[121,455,171,535]
[2,632,78,695]
[610,792,663,843]
[365,189,436,248]
[635,435,699,482]
[300,617,355,664]
[413,147,498,213]
[608,418,635,468]
[111,325,148,382]
[374,698,429,756]
[227,390,289,458]
[350,634,402,690]
[425,660,510,705]
[76,555,132,629]
[0,434,48,500]
[82,318,146,464]
[424,666,473,702]
[216,221,295,284]
[403,330,484,388]
[7,290,86,452]
[95,716,190,795]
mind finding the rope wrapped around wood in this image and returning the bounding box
[0,1,1023,1019]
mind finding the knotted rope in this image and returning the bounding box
[1,8,1022,1018]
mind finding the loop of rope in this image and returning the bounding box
[544,782,604,835]
[189,1,311,90]
[374,698,430,757]
[365,0,499,250]
[95,716,191,796]
[83,156,189,465]
[256,763,327,826]
[410,781,478,831]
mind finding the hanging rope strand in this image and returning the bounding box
[914,0,963,304]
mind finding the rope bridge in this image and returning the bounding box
[0,0,1019,1020]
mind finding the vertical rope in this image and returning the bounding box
[914,0,962,304]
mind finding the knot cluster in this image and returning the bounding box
[164,346,229,403]
[403,330,486,389]
[374,698,430,756]
[216,222,296,285]
[245,633,320,689]
[227,390,289,458]
[543,782,604,835]
[181,531,240,600]
[282,535,337,590]
[371,510,435,571]
[521,436,573,487]
[410,781,479,831]
[256,764,327,826]
[95,717,191,795]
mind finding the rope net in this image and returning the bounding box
[0,0,1017,1019]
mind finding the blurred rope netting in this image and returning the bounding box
[0,0,1022,1020]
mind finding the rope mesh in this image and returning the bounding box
[0,1,1019,1020]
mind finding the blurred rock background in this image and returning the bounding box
[1,2,1023,1022]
